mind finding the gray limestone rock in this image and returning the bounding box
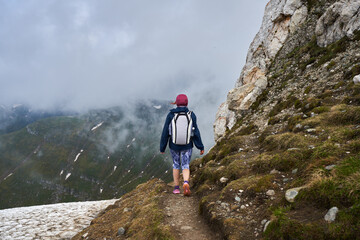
[324,207,339,223]
[261,219,268,225]
[316,0,360,47]
[285,187,304,203]
[306,128,317,133]
[117,227,126,236]
[264,220,271,232]
[123,207,131,212]
[266,190,275,196]
[213,102,236,141]
[354,74,360,84]
[325,165,336,170]
[213,0,307,141]
[220,177,229,183]
[270,169,280,174]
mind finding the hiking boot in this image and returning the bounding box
[183,183,191,196]
[173,188,180,194]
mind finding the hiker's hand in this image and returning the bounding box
[200,150,204,155]
[160,152,165,154]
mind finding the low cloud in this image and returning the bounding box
[0,0,268,146]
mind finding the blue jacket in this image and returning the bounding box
[160,106,204,152]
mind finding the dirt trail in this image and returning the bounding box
[163,185,221,240]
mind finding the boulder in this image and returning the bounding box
[354,74,360,84]
[117,227,126,236]
[266,190,275,196]
[220,177,229,183]
[324,207,339,223]
[285,187,304,203]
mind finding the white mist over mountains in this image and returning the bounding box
[0,0,268,148]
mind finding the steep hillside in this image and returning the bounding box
[0,101,172,209]
[192,0,360,239]
[72,179,176,240]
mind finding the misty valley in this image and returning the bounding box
[0,101,172,209]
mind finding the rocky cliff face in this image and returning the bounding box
[214,0,360,141]
[193,0,360,239]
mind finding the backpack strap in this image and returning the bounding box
[171,113,178,143]
[186,111,193,143]
[186,111,192,121]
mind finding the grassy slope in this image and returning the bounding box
[72,179,175,240]
[189,27,360,240]
[0,106,172,209]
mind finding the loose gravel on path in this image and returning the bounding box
[163,186,221,240]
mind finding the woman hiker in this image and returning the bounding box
[160,94,204,196]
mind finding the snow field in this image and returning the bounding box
[0,199,117,240]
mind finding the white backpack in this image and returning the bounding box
[170,111,193,145]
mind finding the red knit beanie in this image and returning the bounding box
[175,94,188,106]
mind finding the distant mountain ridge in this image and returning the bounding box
[0,104,73,135]
[0,100,172,209]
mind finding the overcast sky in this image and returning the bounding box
[0,0,268,146]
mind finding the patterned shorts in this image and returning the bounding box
[170,148,193,170]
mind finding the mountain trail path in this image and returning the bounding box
[163,185,221,240]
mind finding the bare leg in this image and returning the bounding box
[182,169,191,196]
[173,168,180,186]
[183,169,190,182]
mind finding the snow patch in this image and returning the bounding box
[65,173,71,180]
[132,138,136,142]
[4,173,13,180]
[113,166,117,171]
[74,150,84,162]
[60,170,64,176]
[26,126,37,135]
[100,188,103,194]
[91,122,104,131]
[0,199,117,239]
